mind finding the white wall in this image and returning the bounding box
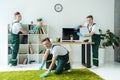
[0,0,114,65]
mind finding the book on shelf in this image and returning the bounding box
[29,60,36,64]
[39,27,43,34]
[42,25,47,34]
[41,27,46,34]
[34,30,39,34]
[19,58,27,64]
[37,26,47,34]
[29,43,34,54]
[22,58,28,64]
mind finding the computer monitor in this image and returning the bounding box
[62,28,80,41]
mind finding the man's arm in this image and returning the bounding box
[85,31,95,37]
[39,49,50,70]
[80,24,85,28]
[40,55,57,78]
[48,56,57,71]
[42,49,50,61]
[20,27,28,34]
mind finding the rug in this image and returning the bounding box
[0,68,104,80]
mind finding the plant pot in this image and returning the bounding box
[99,48,105,66]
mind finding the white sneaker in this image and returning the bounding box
[92,65,98,69]
[8,64,12,67]
[67,69,72,72]
[8,63,18,68]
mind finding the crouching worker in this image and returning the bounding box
[39,37,71,78]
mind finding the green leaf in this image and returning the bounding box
[114,40,119,47]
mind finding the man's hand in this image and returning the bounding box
[29,30,34,33]
[20,27,28,34]
[39,61,45,70]
[40,70,50,78]
[77,32,85,37]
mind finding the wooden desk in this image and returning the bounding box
[55,42,94,68]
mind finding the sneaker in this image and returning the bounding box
[8,63,17,67]
[67,69,72,72]
[91,65,98,69]
[64,63,72,72]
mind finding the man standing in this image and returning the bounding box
[76,15,101,67]
[9,12,28,66]
[39,38,71,78]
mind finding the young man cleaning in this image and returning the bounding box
[39,38,71,78]
[75,15,101,67]
[9,12,28,66]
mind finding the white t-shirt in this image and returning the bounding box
[48,45,68,57]
[11,20,22,34]
[84,23,100,34]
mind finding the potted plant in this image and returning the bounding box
[99,29,120,49]
[98,29,120,66]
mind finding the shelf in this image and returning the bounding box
[8,24,48,65]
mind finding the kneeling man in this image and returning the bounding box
[39,37,71,78]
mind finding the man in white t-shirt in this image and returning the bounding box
[9,12,28,66]
[76,15,101,67]
[39,38,71,78]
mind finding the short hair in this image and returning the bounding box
[14,12,20,16]
[41,37,51,43]
[86,15,93,19]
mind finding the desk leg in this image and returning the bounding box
[81,44,85,65]
[86,44,91,68]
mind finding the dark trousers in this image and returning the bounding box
[92,34,101,66]
[10,33,19,66]
[46,53,70,74]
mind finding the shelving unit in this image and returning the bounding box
[8,24,48,65]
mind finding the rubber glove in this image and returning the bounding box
[29,30,34,33]
[39,61,45,70]
[40,70,50,78]
[74,25,80,30]
[77,32,85,37]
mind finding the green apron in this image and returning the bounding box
[87,23,101,66]
[9,21,20,66]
